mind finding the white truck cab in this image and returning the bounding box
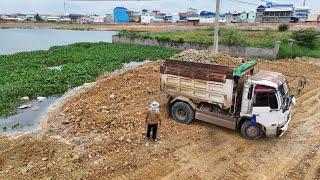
[240,70,295,138]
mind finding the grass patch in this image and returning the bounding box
[0,42,178,117]
[278,42,320,59]
[119,28,291,48]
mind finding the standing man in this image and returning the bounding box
[146,101,161,141]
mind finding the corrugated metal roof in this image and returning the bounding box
[264,8,293,12]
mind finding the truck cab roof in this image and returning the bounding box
[250,70,286,89]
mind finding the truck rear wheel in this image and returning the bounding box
[241,121,263,140]
[171,101,194,124]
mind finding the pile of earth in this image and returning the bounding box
[1,51,320,179]
[172,49,249,68]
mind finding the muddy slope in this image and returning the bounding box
[0,59,319,179]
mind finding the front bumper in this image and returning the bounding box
[276,114,292,137]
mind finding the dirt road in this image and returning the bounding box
[0,57,319,179]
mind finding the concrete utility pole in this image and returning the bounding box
[213,0,220,53]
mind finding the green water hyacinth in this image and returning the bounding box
[0,42,178,117]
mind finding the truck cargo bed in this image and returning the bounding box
[160,59,235,109]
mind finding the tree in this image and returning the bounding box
[34,13,43,21]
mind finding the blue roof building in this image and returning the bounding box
[200,11,215,18]
[266,2,293,8]
[114,7,129,23]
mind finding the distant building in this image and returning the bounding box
[104,14,113,23]
[165,13,179,23]
[307,10,320,22]
[25,14,35,21]
[239,11,248,22]
[256,5,266,22]
[40,14,50,21]
[199,11,214,24]
[225,12,233,24]
[231,11,240,23]
[261,2,293,23]
[219,13,227,23]
[128,10,141,22]
[141,10,164,24]
[178,13,188,21]
[141,11,155,24]
[153,10,166,20]
[90,14,105,23]
[247,11,256,23]
[186,8,200,25]
[47,16,60,22]
[171,13,180,23]
[59,16,72,22]
[114,7,129,23]
[294,7,310,22]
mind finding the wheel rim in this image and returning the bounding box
[246,126,259,137]
[175,108,187,121]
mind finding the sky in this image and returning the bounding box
[0,0,317,15]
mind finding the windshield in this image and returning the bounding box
[278,81,291,110]
[278,81,289,98]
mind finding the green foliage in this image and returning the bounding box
[277,41,320,59]
[278,23,289,32]
[220,29,246,46]
[292,29,318,49]
[118,30,140,38]
[0,42,178,117]
[155,36,171,42]
[123,28,289,48]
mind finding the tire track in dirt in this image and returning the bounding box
[282,144,320,180]
[163,129,256,179]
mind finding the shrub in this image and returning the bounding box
[155,36,171,42]
[177,38,185,43]
[292,29,318,49]
[278,23,289,32]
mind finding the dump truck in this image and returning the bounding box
[160,59,302,140]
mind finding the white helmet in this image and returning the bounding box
[150,101,160,110]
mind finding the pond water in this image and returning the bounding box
[0,96,61,135]
[0,28,117,55]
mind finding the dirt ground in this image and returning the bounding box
[0,22,208,32]
[0,57,320,179]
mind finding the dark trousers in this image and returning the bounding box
[146,124,158,140]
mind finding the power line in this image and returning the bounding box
[228,0,260,6]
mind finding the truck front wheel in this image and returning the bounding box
[171,101,194,124]
[241,121,263,140]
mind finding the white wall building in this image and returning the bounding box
[90,15,105,23]
[47,16,60,22]
[141,11,164,24]
[199,17,214,24]
[307,10,320,22]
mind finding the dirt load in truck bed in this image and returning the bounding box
[172,49,248,68]
[0,51,320,179]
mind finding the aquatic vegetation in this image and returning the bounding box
[0,42,178,117]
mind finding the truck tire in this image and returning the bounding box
[171,101,194,124]
[241,121,262,140]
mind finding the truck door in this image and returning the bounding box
[251,87,281,131]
